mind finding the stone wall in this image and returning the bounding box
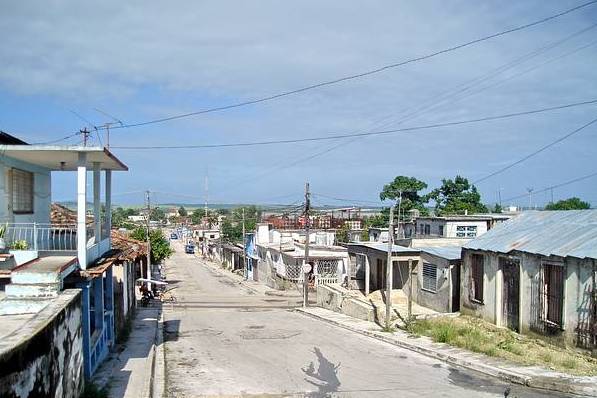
[0,289,84,398]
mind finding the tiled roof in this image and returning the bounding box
[50,203,93,225]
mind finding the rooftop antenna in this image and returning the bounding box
[94,108,124,150]
[71,110,99,146]
[526,187,534,210]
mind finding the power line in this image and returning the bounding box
[473,115,597,184]
[502,170,597,203]
[87,1,597,131]
[109,98,597,150]
[311,193,382,205]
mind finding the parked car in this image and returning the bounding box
[185,244,195,254]
[170,233,178,240]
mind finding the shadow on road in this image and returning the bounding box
[302,346,341,397]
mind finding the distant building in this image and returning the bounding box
[403,214,513,239]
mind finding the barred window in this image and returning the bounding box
[422,263,438,293]
[12,168,34,214]
[542,263,565,328]
[470,254,484,303]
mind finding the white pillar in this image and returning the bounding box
[77,153,87,269]
[93,162,101,242]
[105,170,112,244]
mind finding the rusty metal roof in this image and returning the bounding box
[463,210,597,259]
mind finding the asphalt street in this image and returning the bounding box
[162,240,574,398]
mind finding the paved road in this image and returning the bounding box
[162,241,573,398]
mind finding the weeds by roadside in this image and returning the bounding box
[81,382,109,398]
[406,315,597,376]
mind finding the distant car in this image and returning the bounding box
[185,244,195,254]
[170,233,178,240]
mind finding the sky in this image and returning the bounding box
[1,0,596,208]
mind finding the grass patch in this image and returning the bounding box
[406,315,597,376]
[381,324,397,333]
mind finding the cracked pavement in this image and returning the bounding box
[162,241,576,397]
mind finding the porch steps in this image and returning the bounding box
[0,297,51,315]
[5,282,61,299]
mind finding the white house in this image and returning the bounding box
[404,214,512,239]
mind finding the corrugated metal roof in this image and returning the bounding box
[462,210,597,259]
[350,242,418,254]
[418,246,462,260]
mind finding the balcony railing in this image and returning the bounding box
[3,223,103,251]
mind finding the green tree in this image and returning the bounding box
[150,207,166,222]
[379,176,429,215]
[492,203,503,213]
[336,223,349,244]
[130,228,173,264]
[221,206,261,242]
[545,197,590,210]
[112,207,138,229]
[428,175,487,215]
[178,206,188,217]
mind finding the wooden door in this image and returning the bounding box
[501,258,520,332]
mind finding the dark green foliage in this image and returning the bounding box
[427,175,487,215]
[545,197,590,210]
[221,206,260,243]
[178,206,188,216]
[130,228,173,264]
[379,176,429,216]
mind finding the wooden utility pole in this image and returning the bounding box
[303,182,311,308]
[242,207,247,280]
[408,258,414,320]
[385,204,395,329]
[145,190,152,286]
[80,128,90,146]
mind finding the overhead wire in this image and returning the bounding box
[501,170,597,203]
[80,0,597,132]
[473,115,597,184]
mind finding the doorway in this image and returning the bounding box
[500,257,520,332]
[451,265,461,312]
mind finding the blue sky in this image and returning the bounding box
[1,1,597,208]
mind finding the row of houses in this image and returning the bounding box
[0,133,149,396]
[210,209,596,351]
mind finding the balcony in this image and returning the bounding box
[4,221,111,266]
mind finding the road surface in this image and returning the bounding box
[162,240,573,397]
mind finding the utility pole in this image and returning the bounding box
[80,128,90,146]
[396,191,403,239]
[242,207,247,280]
[303,182,311,308]
[407,258,414,320]
[527,187,534,210]
[550,187,554,204]
[204,173,209,218]
[385,204,395,329]
[145,190,152,287]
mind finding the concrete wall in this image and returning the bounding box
[461,248,596,347]
[0,158,52,224]
[410,253,454,313]
[0,290,83,398]
[317,284,376,322]
[113,260,136,339]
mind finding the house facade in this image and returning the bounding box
[347,243,463,313]
[404,214,512,239]
[0,137,128,379]
[461,210,597,349]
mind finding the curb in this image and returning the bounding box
[151,306,165,398]
[142,306,161,398]
[296,308,596,397]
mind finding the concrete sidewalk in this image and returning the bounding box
[297,306,597,397]
[93,306,162,398]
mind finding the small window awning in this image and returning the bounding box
[0,145,128,171]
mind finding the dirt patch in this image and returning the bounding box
[407,315,597,376]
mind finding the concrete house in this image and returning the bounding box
[461,210,597,349]
[255,224,349,289]
[347,242,463,313]
[404,214,512,239]
[0,136,128,379]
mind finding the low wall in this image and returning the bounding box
[317,284,376,322]
[0,289,84,398]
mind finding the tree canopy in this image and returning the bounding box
[178,206,188,217]
[545,197,590,210]
[130,227,173,264]
[379,176,429,216]
[427,175,487,215]
[221,206,261,242]
[150,207,166,222]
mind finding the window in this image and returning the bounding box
[542,263,565,328]
[466,226,478,238]
[11,168,34,214]
[470,254,484,303]
[422,263,438,293]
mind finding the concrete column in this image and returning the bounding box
[93,162,101,242]
[105,170,112,244]
[77,153,87,269]
[94,276,104,334]
[365,256,370,296]
[79,282,92,379]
